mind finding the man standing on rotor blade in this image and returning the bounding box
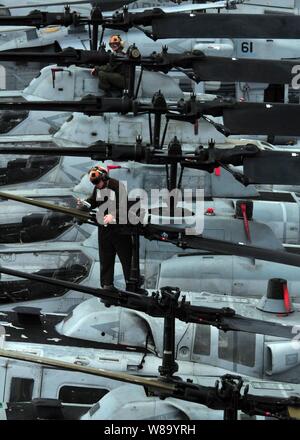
[77,165,132,291]
[91,35,127,96]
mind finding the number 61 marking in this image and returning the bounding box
[241,42,254,53]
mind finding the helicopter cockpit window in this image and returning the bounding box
[9,377,34,402]
[193,325,211,356]
[58,385,109,405]
[0,195,78,244]
[0,154,60,184]
[0,5,10,16]
[0,110,29,134]
[0,33,9,41]
[26,29,38,41]
[0,251,91,303]
[218,331,256,367]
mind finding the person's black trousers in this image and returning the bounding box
[98,226,132,287]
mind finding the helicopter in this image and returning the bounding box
[3,85,300,247]
[0,259,300,419]
[0,62,187,137]
[1,81,300,310]
[0,351,299,420]
[0,49,300,326]
[4,0,300,148]
[0,2,300,420]
[2,21,300,139]
[1,177,300,307]
[0,0,236,57]
[0,0,256,106]
[0,0,298,129]
[0,0,299,103]
[0,137,300,313]
[2,195,300,313]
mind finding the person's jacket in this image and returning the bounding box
[95,50,130,76]
[85,178,128,225]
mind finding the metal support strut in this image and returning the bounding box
[126,231,143,293]
[158,287,179,378]
[91,7,103,51]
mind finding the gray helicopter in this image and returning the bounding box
[0,0,234,58]
[2,79,297,308]
[0,1,300,420]
[0,261,299,420]
[1,180,300,311]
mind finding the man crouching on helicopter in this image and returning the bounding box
[91,35,127,96]
[77,165,132,291]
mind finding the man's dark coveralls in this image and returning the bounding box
[94,50,127,92]
[85,178,132,288]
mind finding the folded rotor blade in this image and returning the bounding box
[147,224,300,268]
[0,98,133,115]
[151,13,300,39]
[0,348,175,392]
[1,97,300,136]
[0,48,109,66]
[0,0,89,8]
[193,57,297,84]
[0,348,298,418]
[188,303,298,339]
[0,191,93,223]
[220,315,296,340]
[2,145,300,185]
[182,236,300,268]
[0,2,238,13]
[0,49,297,85]
[0,146,100,157]
[0,264,297,339]
[222,102,300,136]
[1,10,300,40]
[3,190,300,269]
[2,190,300,270]
[243,151,300,185]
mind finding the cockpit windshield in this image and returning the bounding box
[0,250,91,303]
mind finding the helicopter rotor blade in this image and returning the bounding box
[119,1,237,14]
[0,97,133,115]
[2,96,300,136]
[221,102,300,136]
[0,347,299,419]
[193,56,297,84]
[187,303,298,340]
[183,98,300,136]
[0,0,95,10]
[0,1,243,13]
[242,151,300,185]
[0,47,298,85]
[0,191,93,223]
[0,264,298,339]
[149,13,300,39]
[0,348,175,391]
[0,145,104,157]
[2,144,300,185]
[1,8,300,39]
[145,224,300,269]
[216,316,296,340]
[183,146,300,185]
[2,190,300,270]
[0,49,109,65]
